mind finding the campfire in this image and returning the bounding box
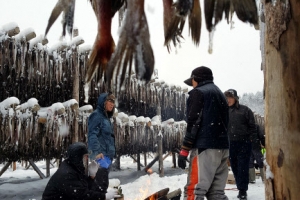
[144,188,181,200]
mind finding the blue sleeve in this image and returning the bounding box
[88,112,102,160]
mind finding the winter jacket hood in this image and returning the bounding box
[97,93,115,118]
[66,142,88,174]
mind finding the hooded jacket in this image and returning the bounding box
[88,93,115,160]
[42,142,105,200]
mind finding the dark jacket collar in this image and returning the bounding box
[188,80,214,94]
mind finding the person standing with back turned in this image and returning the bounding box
[178,66,230,200]
[88,92,116,196]
[224,89,256,200]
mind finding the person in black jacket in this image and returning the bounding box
[178,66,229,200]
[249,123,265,183]
[42,142,118,200]
[224,89,257,200]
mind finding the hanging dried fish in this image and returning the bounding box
[85,0,115,87]
[232,0,258,28]
[163,0,201,50]
[163,0,184,51]
[106,0,154,94]
[204,0,258,32]
[84,0,126,96]
[45,0,76,37]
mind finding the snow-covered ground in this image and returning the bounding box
[0,154,265,200]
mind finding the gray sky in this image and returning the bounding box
[0,0,263,95]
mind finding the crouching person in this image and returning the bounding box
[42,142,118,200]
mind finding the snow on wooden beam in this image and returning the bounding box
[48,40,68,54]
[79,44,92,53]
[14,27,36,42]
[68,36,84,47]
[29,34,48,49]
[1,22,20,37]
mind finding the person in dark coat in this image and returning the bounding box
[88,93,116,194]
[224,89,257,200]
[42,142,109,200]
[249,123,265,183]
[178,66,230,200]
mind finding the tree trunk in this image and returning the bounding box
[264,0,300,199]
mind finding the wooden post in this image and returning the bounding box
[28,159,46,179]
[158,134,164,177]
[72,43,79,143]
[114,155,121,170]
[129,155,144,168]
[155,82,164,177]
[172,152,177,168]
[144,155,159,173]
[0,162,12,177]
[137,154,141,171]
[46,158,50,177]
[144,152,147,166]
[12,162,17,171]
[263,1,300,199]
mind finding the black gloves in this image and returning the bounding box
[178,149,189,169]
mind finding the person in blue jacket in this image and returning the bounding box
[88,92,116,194]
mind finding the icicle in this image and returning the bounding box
[208,27,215,54]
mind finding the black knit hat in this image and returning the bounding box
[184,66,214,86]
[224,89,239,100]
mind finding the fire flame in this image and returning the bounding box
[134,179,151,200]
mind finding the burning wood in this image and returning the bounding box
[144,188,181,200]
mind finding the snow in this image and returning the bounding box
[29,34,46,49]
[47,40,68,55]
[78,44,92,54]
[14,27,35,42]
[0,155,265,200]
[0,22,19,32]
[67,36,84,47]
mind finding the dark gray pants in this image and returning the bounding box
[183,149,229,200]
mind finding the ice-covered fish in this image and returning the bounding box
[45,0,76,37]
[105,0,154,93]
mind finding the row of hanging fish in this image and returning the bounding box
[45,0,259,98]
[113,111,187,155]
[0,28,189,123]
[0,96,186,161]
[0,97,92,162]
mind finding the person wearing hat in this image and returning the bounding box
[224,89,257,200]
[42,142,119,200]
[88,93,116,196]
[178,66,230,200]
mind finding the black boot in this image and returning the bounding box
[237,190,247,199]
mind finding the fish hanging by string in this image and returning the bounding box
[163,0,201,52]
[83,0,125,103]
[204,0,258,32]
[105,0,154,95]
[204,0,258,53]
[45,0,76,37]
[232,0,259,29]
[85,0,126,86]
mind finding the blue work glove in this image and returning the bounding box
[178,149,189,169]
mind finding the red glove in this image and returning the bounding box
[178,149,189,169]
